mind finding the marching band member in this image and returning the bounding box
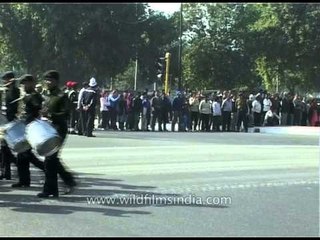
[38,70,76,198]
[0,71,19,180]
[11,74,45,188]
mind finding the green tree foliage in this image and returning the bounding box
[113,60,136,90]
[181,3,261,90]
[181,3,320,92]
[0,3,155,85]
[0,3,319,92]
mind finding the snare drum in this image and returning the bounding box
[0,114,8,144]
[25,119,62,157]
[4,120,31,153]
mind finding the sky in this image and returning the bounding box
[148,3,181,15]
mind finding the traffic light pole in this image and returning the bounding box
[134,3,138,91]
[134,54,138,91]
[178,3,183,91]
[165,52,171,95]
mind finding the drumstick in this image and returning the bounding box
[9,97,24,104]
[1,145,4,176]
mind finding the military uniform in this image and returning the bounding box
[38,70,76,198]
[65,82,79,134]
[12,74,45,188]
[0,71,19,180]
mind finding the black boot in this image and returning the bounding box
[37,192,59,198]
[12,182,30,188]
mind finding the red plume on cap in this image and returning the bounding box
[66,81,72,87]
[71,81,78,87]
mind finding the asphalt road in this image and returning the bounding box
[0,130,319,237]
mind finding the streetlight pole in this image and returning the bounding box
[134,3,138,91]
[134,53,138,91]
[178,3,183,91]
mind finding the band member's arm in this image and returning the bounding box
[5,86,20,121]
[77,89,84,109]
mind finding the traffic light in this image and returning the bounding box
[156,57,166,79]
[164,52,171,95]
[155,53,171,94]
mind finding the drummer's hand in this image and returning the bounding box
[41,109,48,117]
[0,127,6,133]
[0,128,6,138]
[42,106,48,112]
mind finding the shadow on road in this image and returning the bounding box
[0,170,229,218]
[0,194,150,217]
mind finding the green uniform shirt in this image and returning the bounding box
[45,87,70,140]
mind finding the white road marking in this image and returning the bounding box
[155,180,319,194]
[61,145,318,152]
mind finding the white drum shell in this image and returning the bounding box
[4,121,31,153]
[0,114,8,146]
[26,119,62,157]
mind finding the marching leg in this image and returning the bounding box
[12,152,30,187]
[38,153,59,198]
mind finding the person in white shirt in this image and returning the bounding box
[247,94,255,127]
[212,96,222,132]
[189,93,200,131]
[262,94,272,124]
[264,108,280,126]
[100,90,110,130]
[76,81,88,135]
[252,94,262,126]
[199,96,212,131]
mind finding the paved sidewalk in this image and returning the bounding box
[248,126,320,136]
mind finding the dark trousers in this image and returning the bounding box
[1,143,16,179]
[101,111,110,129]
[43,152,75,195]
[151,111,162,131]
[208,115,213,131]
[261,111,267,126]
[182,113,190,131]
[161,111,169,131]
[222,111,231,131]
[212,115,222,131]
[133,112,140,131]
[190,111,199,131]
[83,109,96,136]
[171,111,182,132]
[42,134,75,195]
[253,112,261,126]
[126,112,134,130]
[293,110,302,126]
[237,110,248,132]
[69,108,78,131]
[109,107,118,130]
[265,117,277,126]
[16,149,44,185]
[118,122,124,131]
[301,112,307,126]
[201,113,210,131]
[287,113,294,126]
[77,109,85,135]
